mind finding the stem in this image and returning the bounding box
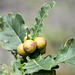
[11,51,17,59]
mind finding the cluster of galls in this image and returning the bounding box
[17,35,47,56]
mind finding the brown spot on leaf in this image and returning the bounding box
[68,41,72,45]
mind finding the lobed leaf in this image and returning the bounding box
[0,13,30,50]
[22,55,57,74]
[31,1,56,39]
[11,59,23,75]
[55,38,75,65]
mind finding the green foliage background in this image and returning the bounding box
[0,0,75,75]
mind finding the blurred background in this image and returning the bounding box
[0,0,75,75]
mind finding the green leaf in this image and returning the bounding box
[22,55,57,74]
[55,38,75,65]
[0,13,30,50]
[31,1,56,39]
[11,59,23,75]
